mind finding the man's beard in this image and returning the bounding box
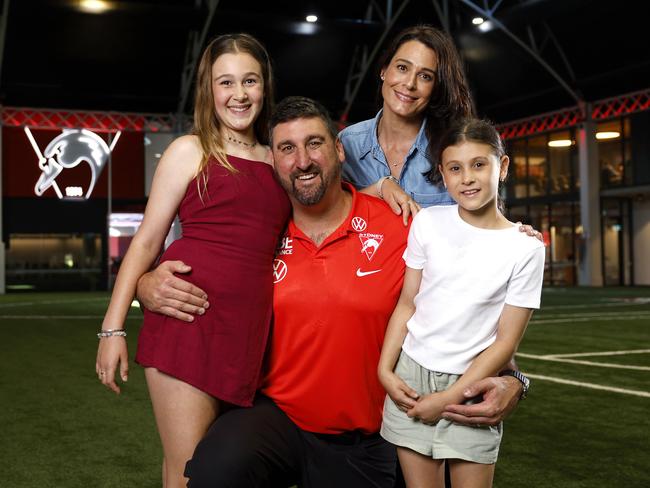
[280,163,340,206]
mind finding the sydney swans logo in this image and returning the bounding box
[25,127,120,200]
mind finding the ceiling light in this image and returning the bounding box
[596,131,620,140]
[548,139,573,147]
[79,0,111,14]
[472,17,484,25]
[478,20,494,33]
[306,15,318,23]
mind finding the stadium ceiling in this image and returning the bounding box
[1,0,649,124]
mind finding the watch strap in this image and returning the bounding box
[498,369,530,400]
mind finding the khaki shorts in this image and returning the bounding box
[380,351,502,464]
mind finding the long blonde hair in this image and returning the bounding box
[193,33,274,196]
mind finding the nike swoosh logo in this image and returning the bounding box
[356,268,382,277]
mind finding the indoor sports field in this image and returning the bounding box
[1,287,648,487]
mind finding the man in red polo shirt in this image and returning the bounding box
[136,97,525,487]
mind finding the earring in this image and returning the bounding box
[380,75,385,81]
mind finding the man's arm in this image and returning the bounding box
[441,357,524,426]
[136,260,209,322]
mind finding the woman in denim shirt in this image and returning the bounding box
[341,25,474,221]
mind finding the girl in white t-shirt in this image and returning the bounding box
[378,118,545,487]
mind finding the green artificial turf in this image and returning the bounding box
[0,293,159,487]
[0,288,648,487]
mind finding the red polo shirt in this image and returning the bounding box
[260,183,408,434]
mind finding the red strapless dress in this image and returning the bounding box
[135,155,290,406]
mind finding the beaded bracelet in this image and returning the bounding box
[377,175,400,200]
[97,329,127,339]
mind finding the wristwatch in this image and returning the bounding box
[498,369,530,400]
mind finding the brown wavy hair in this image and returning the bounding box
[193,33,274,193]
[379,25,475,180]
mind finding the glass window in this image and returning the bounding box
[597,119,624,188]
[623,117,631,138]
[527,204,551,284]
[5,233,103,291]
[549,203,578,285]
[623,141,633,185]
[527,136,548,197]
[601,199,625,285]
[506,140,527,199]
[548,130,574,194]
[506,205,529,224]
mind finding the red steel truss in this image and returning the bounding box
[1,107,178,132]
[498,107,583,140]
[591,88,650,121]
[2,87,649,137]
[498,87,650,140]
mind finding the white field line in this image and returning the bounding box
[542,301,650,311]
[517,352,650,371]
[0,297,107,308]
[525,373,650,398]
[548,349,650,359]
[535,311,650,319]
[530,315,650,325]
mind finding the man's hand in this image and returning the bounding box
[517,222,543,243]
[378,370,419,412]
[136,260,209,322]
[442,376,522,426]
[380,179,421,225]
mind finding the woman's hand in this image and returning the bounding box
[96,336,129,394]
[378,369,419,412]
[378,178,421,225]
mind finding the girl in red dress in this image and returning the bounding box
[95,34,290,487]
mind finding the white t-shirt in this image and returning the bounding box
[403,205,545,374]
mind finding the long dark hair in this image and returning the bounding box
[379,25,475,180]
[436,118,506,162]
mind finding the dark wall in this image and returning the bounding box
[631,111,650,185]
[4,197,108,234]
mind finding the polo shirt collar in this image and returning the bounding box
[287,182,368,247]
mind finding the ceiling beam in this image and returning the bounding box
[542,22,576,83]
[341,0,413,119]
[176,0,220,122]
[431,0,450,33]
[0,0,10,85]
[458,0,583,105]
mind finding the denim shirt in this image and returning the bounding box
[340,110,455,207]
